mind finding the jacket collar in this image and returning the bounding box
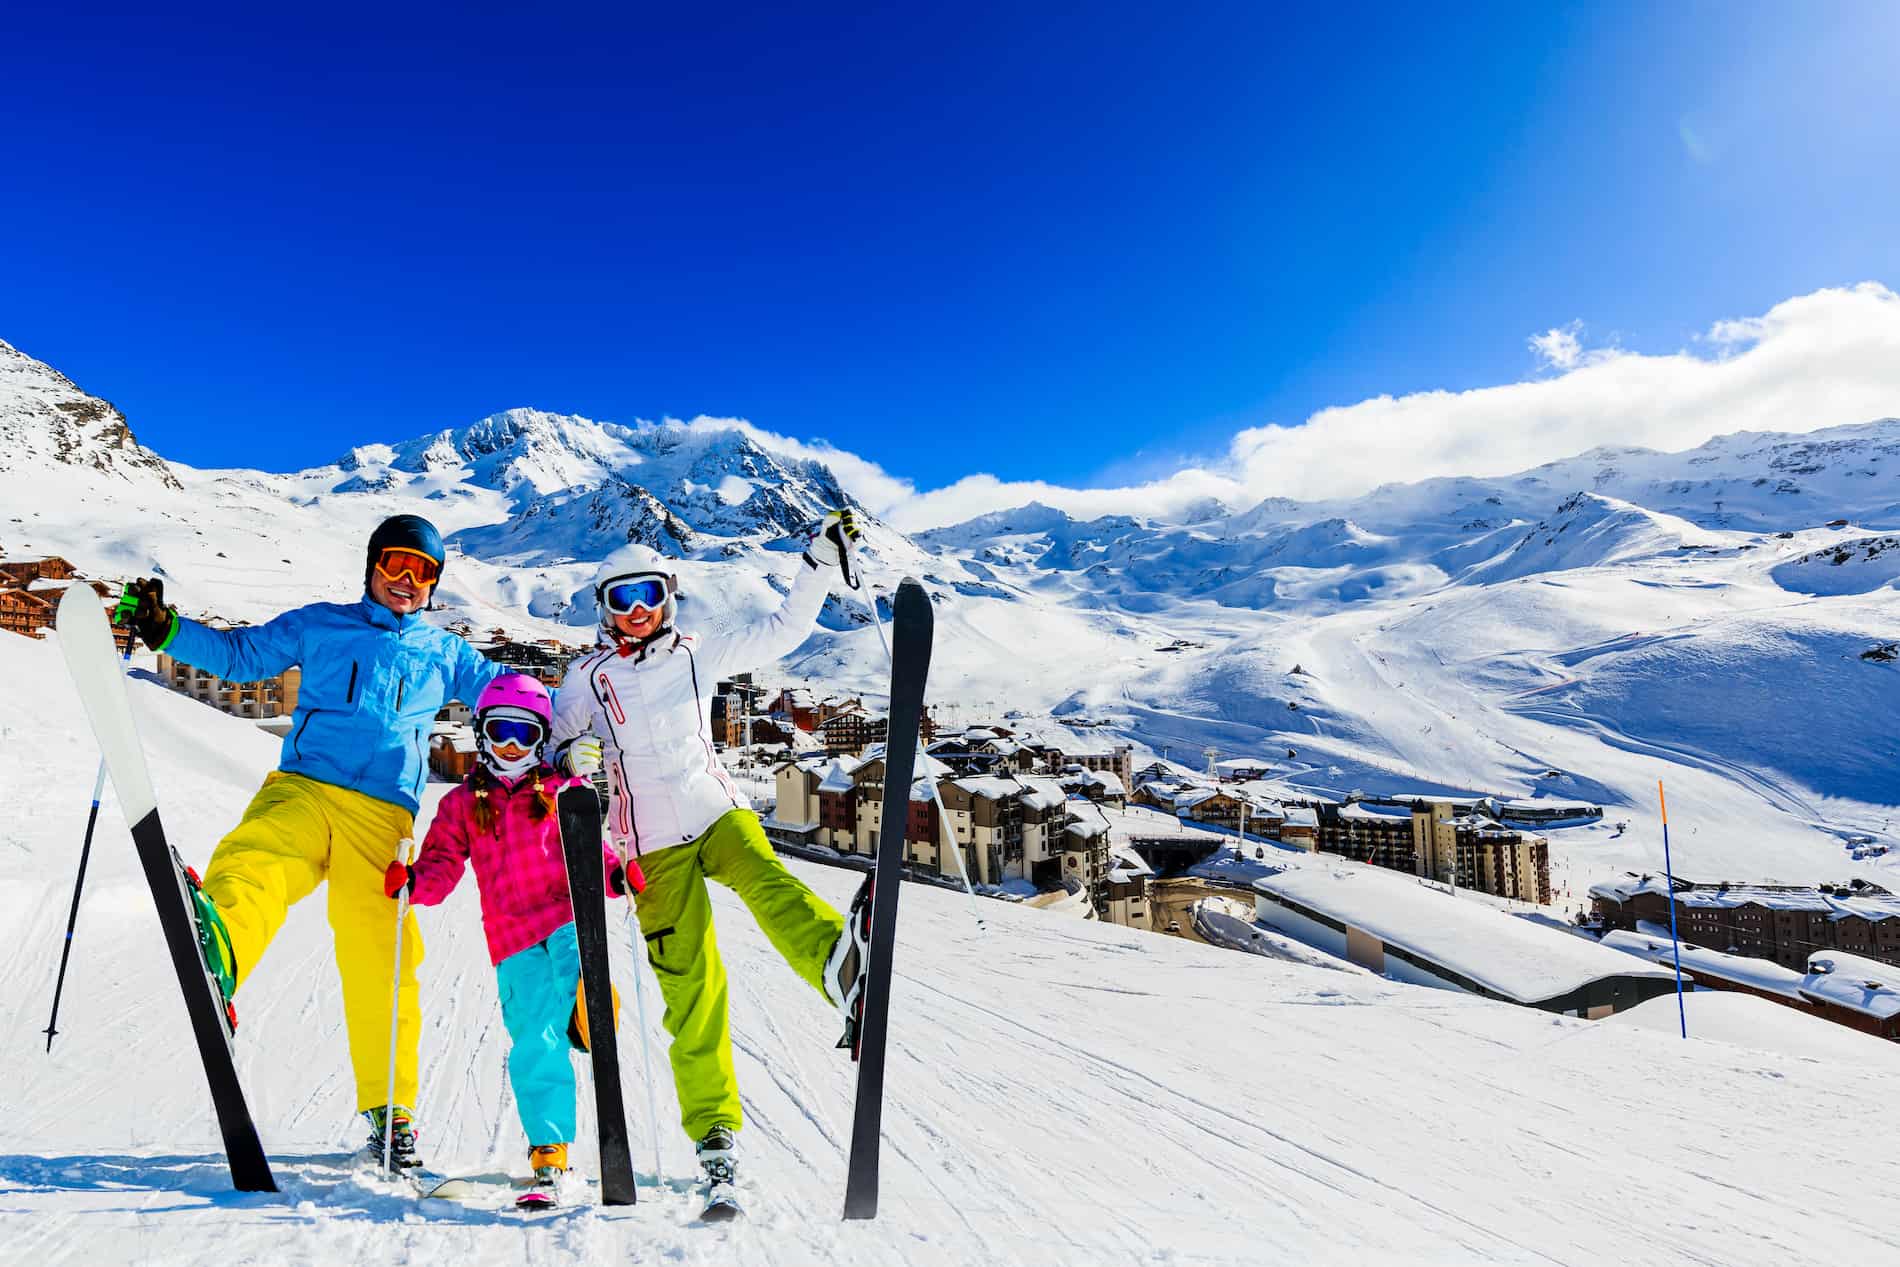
[358,594,417,633]
[596,626,684,664]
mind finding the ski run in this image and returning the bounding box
[3,629,1898,1266]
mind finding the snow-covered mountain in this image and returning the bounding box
[3,334,1898,894]
[3,630,1896,1265]
[0,338,179,488]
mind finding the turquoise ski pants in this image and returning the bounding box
[495,922,581,1147]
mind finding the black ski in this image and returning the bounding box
[556,784,637,1206]
[54,585,276,1193]
[843,577,934,1220]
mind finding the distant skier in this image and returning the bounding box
[384,673,641,1207]
[114,515,503,1166]
[548,512,870,1209]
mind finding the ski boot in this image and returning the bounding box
[178,857,240,1036]
[695,1126,742,1221]
[825,876,873,1052]
[517,1143,567,1210]
[362,1105,422,1172]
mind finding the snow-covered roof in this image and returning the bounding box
[1599,930,1804,1000]
[1254,865,1675,1004]
[1339,801,1410,822]
[951,775,1022,801]
[1173,787,1225,811]
[1280,806,1318,829]
[1377,793,1488,810]
[817,760,859,795]
[1801,952,1900,1020]
[1216,757,1271,772]
[430,723,477,753]
[1063,816,1110,842]
[1087,770,1125,795]
[1017,777,1068,811]
[1590,875,1900,921]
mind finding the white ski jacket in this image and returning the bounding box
[551,556,834,855]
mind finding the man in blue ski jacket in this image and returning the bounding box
[116,514,501,1165]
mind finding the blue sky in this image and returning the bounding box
[3,1,1897,495]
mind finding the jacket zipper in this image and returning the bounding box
[396,678,406,711]
[345,662,359,704]
[293,711,313,758]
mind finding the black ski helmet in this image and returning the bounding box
[365,514,447,590]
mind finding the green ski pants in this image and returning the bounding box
[633,808,843,1141]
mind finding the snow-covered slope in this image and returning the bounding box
[4,632,1899,1266]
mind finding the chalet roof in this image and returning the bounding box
[1017,777,1068,811]
[1280,806,1319,829]
[430,723,477,753]
[817,759,861,794]
[1172,787,1225,811]
[1801,952,1900,1020]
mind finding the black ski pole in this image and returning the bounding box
[44,758,109,1051]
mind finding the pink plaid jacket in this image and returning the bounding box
[410,768,632,966]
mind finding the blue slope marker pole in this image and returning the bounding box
[1659,780,1687,1040]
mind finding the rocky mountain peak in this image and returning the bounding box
[0,338,181,488]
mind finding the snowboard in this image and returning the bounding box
[54,584,276,1192]
[556,783,638,1205]
[842,577,934,1220]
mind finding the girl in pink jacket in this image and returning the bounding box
[384,673,642,1202]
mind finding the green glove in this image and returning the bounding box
[114,578,178,652]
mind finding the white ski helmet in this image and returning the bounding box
[592,543,678,634]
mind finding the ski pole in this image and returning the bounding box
[844,537,984,932]
[43,758,110,1052]
[45,640,132,1052]
[383,835,420,1174]
[619,883,665,1184]
[1659,781,1688,1041]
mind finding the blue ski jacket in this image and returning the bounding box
[165,597,504,814]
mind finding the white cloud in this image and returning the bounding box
[863,283,1900,529]
[1529,322,1584,371]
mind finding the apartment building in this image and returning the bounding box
[1409,801,1552,904]
[159,648,303,720]
[1590,876,1900,971]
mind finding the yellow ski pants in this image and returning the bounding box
[202,771,420,1112]
[634,809,844,1141]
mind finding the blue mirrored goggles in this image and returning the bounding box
[481,717,545,748]
[603,577,668,615]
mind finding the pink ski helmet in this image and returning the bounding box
[475,672,553,727]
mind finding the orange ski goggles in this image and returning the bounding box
[373,547,442,587]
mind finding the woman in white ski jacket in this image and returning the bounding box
[549,511,867,1192]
